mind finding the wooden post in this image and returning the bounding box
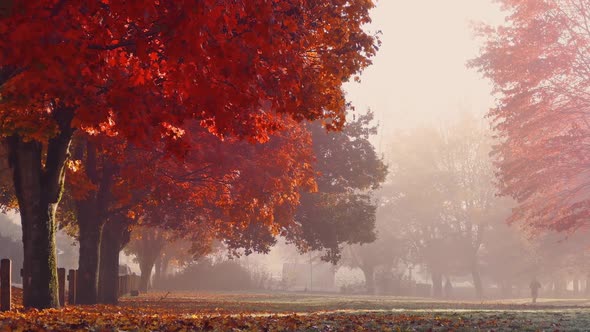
[58,268,66,306]
[1,259,11,311]
[67,269,77,305]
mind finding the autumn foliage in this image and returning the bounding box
[470,0,590,232]
[0,0,378,308]
[0,0,377,143]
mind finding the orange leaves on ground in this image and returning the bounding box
[0,291,581,331]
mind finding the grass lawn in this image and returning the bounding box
[1,291,590,331]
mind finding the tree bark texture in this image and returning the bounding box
[98,218,129,304]
[75,142,114,304]
[7,107,74,309]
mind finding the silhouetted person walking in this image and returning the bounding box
[530,278,541,304]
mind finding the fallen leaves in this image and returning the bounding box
[1,291,590,331]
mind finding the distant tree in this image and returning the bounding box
[125,226,172,292]
[153,239,194,287]
[478,212,532,297]
[382,115,504,298]
[286,112,388,263]
[470,0,590,233]
[340,192,410,295]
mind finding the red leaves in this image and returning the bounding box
[0,0,377,146]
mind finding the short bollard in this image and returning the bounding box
[67,269,77,305]
[58,268,66,306]
[1,259,11,311]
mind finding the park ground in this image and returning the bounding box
[2,290,590,331]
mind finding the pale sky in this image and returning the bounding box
[344,0,506,153]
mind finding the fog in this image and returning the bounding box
[345,0,504,154]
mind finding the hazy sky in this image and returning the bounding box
[344,0,506,153]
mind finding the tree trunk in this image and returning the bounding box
[361,265,375,295]
[431,270,443,298]
[75,142,114,305]
[76,213,103,304]
[99,217,131,303]
[134,227,166,293]
[154,256,162,289]
[471,260,483,299]
[8,110,73,308]
[139,260,156,293]
[98,218,128,304]
[97,227,118,304]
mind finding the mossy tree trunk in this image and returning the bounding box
[7,107,74,309]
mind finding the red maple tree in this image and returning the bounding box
[0,1,377,308]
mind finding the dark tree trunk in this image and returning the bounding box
[75,142,114,305]
[431,271,443,298]
[76,212,103,304]
[98,218,128,304]
[8,108,74,309]
[13,141,60,309]
[471,260,483,299]
[361,265,375,295]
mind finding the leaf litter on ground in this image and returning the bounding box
[2,291,590,331]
